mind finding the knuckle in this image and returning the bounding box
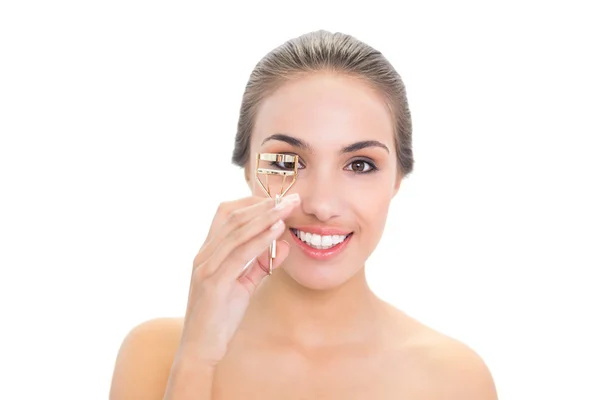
[191,263,230,296]
[216,201,234,218]
[193,247,208,266]
[227,225,244,243]
[197,275,214,292]
[191,263,209,285]
[192,271,219,296]
[227,209,244,226]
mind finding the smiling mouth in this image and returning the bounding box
[289,228,354,250]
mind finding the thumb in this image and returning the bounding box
[237,240,290,293]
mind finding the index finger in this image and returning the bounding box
[203,196,269,246]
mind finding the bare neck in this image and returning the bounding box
[242,267,386,348]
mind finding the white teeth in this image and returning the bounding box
[292,229,350,249]
[310,234,321,247]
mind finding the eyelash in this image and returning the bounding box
[269,156,379,174]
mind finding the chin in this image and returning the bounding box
[280,255,362,291]
[278,227,367,290]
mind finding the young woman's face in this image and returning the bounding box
[246,73,402,289]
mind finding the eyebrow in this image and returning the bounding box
[261,133,389,154]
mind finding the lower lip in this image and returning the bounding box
[289,230,353,261]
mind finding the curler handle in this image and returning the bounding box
[268,195,281,274]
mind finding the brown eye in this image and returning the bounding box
[345,159,376,173]
[351,161,366,171]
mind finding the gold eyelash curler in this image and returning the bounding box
[255,153,299,275]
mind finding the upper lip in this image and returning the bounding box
[290,225,353,236]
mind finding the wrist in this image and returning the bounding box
[164,351,217,400]
[174,344,222,369]
[173,353,218,375]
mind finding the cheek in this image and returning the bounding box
[361,195,391,226]
[354,177,395,230]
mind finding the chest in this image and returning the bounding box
[211,345,415,399]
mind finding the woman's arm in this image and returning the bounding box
[110,195,299,399]
[162,351,215,400]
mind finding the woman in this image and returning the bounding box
[110,30,497,399]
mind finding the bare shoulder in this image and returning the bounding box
[410,332,497,399]
[109,317,184,400]
[390,311,498,400]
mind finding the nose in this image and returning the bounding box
[298,171,342,222]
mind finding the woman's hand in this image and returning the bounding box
[175,193,301,368]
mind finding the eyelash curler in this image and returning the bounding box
[255,153,299,275]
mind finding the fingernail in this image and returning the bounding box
[270,220,284,230]
[286,193,300,202]
[274,193,300,210]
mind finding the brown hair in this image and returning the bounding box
[231,30,414,176]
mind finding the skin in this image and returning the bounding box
[109,72,498,399]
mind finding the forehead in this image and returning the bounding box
[252,73,394,150]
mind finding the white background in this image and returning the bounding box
[1,1,598,399]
